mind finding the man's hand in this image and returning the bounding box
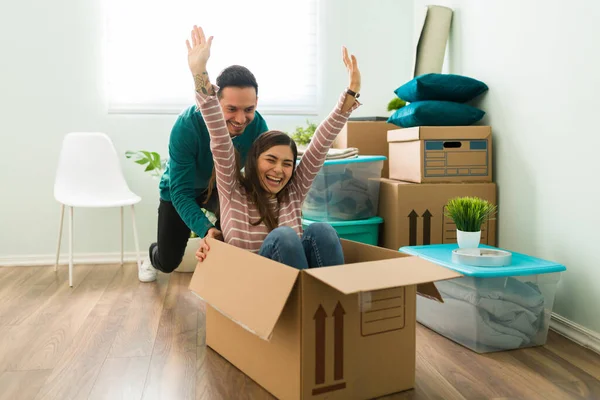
[195,227,223,263]
[342,46,361,93]
[186,25,214,94]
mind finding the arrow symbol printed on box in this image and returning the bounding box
[314,304,327,385]
[333,301,345,380]
[408,210,418,245]
[422,209,432,245]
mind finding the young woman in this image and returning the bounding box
[189,25,361,270]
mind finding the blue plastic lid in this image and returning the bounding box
[399,244,566,277]
[303,216,383,226]
[296,155,386,166]
[323,155,386,165]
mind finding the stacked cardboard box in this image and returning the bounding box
[379,126,497,251]
[332,119,398,178]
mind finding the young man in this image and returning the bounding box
[139,64,268,282]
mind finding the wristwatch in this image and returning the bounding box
[346,88,360,98]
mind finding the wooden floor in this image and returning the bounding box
[0,264,598,400]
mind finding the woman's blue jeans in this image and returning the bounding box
[258,223,344,270]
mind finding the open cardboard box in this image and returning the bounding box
[189,238,461,399]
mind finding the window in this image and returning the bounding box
[105,0,318,115]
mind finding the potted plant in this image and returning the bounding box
[125,150,216,272]
[290,120,317,149]
[444,196,497,248]
[387,97,407,113]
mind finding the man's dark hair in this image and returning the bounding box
[215,65,258,99]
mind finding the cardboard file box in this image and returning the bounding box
[387,126,492,183]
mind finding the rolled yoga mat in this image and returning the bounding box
[412,5,453,77]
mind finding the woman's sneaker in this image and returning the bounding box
[138,258,158,282]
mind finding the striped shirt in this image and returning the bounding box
[196,86,359,253]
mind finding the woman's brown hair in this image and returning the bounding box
[204,131,298,231]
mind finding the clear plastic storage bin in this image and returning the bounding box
[301,155,386,221]
[400,244,566,353]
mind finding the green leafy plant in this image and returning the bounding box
[387,97,407,112]
[290,120,317,146]
[125,150,167,179]
[125,150,216,237]
[444,196,498,232]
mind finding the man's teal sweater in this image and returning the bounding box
[159,105,267,237]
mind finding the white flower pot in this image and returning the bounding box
[174,237,201,273]
[456,230,481,249]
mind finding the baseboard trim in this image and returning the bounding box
[0,252,142,267]
[550,313,600,355]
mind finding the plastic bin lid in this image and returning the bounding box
[399,244,566,277]
[302,216,384,226]
[323,155,386,165]
[296,155,387,165]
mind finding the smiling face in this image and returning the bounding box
[256,145,295,196]
[218,87,258,136]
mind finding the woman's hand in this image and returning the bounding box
[342,46,361,93]
[195,228,223,262]
[195,237,210,262]
[186,25,213,76]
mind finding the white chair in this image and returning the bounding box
[54,132,142,287]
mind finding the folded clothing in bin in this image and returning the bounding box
[418,277,545,350]
[302,169,375,220]
[297,147,359,160]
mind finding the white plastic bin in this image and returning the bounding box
[301,155,386,221]
[400,244,566,353]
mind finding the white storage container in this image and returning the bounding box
[400,244,566,353]
[301,155,386,221]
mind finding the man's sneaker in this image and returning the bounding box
[138,257,157,282]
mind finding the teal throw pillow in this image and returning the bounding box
[394,73,488,103]
[387,101,485,128]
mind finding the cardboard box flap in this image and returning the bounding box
[305,256,462,295]
[387,126,491,143]
[417,282,444,302]
[188,239,299,341]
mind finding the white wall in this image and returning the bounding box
[414,0,600,333]
[0,0,414,261]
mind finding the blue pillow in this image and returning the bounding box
[394,73,488,103]
[387,101,485,128]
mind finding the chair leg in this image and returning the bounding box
[54,204,65,271]
[130,205,142,269]
[69,206,74,287]
[120,206,124,266]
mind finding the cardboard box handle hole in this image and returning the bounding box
[443,141,462,148]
